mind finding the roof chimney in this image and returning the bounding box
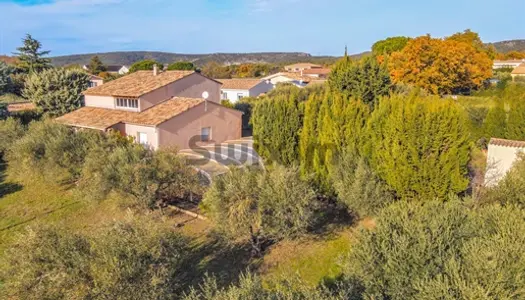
[153,64,158,76]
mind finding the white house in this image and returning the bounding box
[262,72,316,88]
[218,79,274,103]
[485,138,525,186]
[82,65,130,75]
[493,59,525,69]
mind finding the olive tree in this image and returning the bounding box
[0,217,190,299]
[202,166,317,256]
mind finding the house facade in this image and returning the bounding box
[511,63,525,80]
[493,59,525,69]
[302,68,331,78]
[89,75,104,88]
[485,138,525,186]
[218,79,274,103]
[284,63,322,73]
[262,72,316,88]
[56,69,242,150]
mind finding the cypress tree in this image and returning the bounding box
[366,95,471,200]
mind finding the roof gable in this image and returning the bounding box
[83,70,195,97]
[55,97,205,129]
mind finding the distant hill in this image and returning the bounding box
[50,51,368,67]
[487,39,525,53]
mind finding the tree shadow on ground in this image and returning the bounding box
[180,233,261,292]
[0,163,22,199]
[309,197,356,236]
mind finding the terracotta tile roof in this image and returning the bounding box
[302,68,331,75]
[7,102,36,112]
[219,79,262,90]
[55,97,204,130]
[511,63,525,75]
[489,138,525,148]
[285,63,322,69]
[83,70,195,97]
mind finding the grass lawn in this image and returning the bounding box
[259,229,353,287]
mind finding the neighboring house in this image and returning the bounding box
[89,75,104,88]
[484,138,525,186]
[82,65,130,75]
[56,69,242,150]
[284,63,322,73]
[218,79,273,103]
[262,72,316,88]
[493,59,525,69]
[511,63,525,80]
[302,68,331,79]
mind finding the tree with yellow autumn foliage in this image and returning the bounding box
[389,35,492,95]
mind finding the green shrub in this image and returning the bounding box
[129,60,161,73]
[365,95,471,200]
[184,273,356,300]
[6,121,95,182]
[482,154,525,209]
[344,199,525,299]
[0,216,190,299]
[0,117,25,157]
[332,152,394,218]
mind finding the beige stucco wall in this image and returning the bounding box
[111,123,159,149]
[84,95,115,109]
[485,144,525,186]
[139,73,221,111]
[157,102,242,150]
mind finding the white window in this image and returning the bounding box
[89,81,97,88]
[222,92,228,100]
[237,93,244,101]
[138,132,148,145]
[116,98,139,109]
[201,127,211,142]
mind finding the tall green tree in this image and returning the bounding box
[129,59,161,73]
[23,68,89,117]
[300,89,370,191]
[371,36,410,55]
[328,55,391,108]
[504,85,525,140]
[365,95,471,200]
[483,101,507,139]
[251,86,305,165]
[167,61,195,71]
[86,55,107,74]
[13,34,51,73]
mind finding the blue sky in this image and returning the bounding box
[0,0,523,56]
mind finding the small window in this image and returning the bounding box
[116,98,138,109]
[201,127,211,142]
[138,132,148,145]
[222,92,228,100]
[237,93,244,101]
